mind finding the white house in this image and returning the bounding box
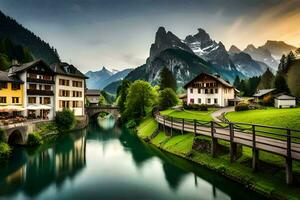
[50,62,88,116]
[274,95,296,108]
[85,89,101,106]
[184,73,240,107]
[8,60,55,120]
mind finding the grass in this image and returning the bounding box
[225,107,300,130]
[160,108,216,121]
[137,116,300,200]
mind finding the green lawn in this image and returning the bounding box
[225,107,300,130]
[160,108,216,121]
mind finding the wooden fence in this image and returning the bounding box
[155,114,300,184]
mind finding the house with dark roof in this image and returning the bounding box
[50,62,88,116]
[8,59,56,119]
[184,73,240,107]
[85,89,101,106]
[253,88,276,103]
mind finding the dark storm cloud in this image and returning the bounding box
[0,0,299,71]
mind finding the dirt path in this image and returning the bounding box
[211,107,235,122]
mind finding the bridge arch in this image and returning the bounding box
[85,106,120,119]
[8,129,24,146]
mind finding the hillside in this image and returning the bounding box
[0,10,60,65]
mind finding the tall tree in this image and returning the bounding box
[233,75,241,89]
[116,80,131,114]
[274,74,289,93]
[124,80,157,120]
[257,68,275,89]
[159,67,177,91]
[158,88,178,109]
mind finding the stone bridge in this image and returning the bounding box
[85,106,120,119]
[0,120,50,145]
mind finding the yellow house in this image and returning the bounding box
[0,71,24,116]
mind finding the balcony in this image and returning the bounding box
[27,77,55,84]
[27,89,54,96]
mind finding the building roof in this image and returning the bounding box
[8,59,52,74]
[275,94,296,100]
[0,70,23,83]
[86,89,101,96]
[183,73,233,89]
[253,88,276,97]
[50,62,88,79]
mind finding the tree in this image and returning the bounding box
[257,68,275,89]
[233,75,241,89]
[116,80,131,114]
[123,80,157,120]
[98,95,106,106]
[55,108,75,132]
[159,67,177,91]
[158,88,178,109]
[274,74,289,93]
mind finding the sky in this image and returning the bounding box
[0,0,299,72]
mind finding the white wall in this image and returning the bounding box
[54,75,85,116]
[275,99,296,108]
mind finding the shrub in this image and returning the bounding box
[235,102,250,112]
[158,88,178,109]
[0,142,11,159]
[27,133,42,146]
[184,104,208,111]
[0,128,7,143]
[126,120,138,129]
[55,108,76,132]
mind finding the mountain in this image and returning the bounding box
[262,40,297,60]
[228,45,241,55]
[85,67,133,89]
[229,52,268,77]
[0,10,60,64]
[243,44,278,70]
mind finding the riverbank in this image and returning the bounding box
[136,116,300,200]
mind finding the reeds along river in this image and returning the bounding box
[0,117,264,200]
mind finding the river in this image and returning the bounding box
[0,117,265,200]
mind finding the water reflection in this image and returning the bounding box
[0,118,265,200]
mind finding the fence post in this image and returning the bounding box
[252,125,259,171]
[211,121,217,157]
[194,119,197,136]
[171,117,173,137]
[229,123,237,163]
[182,119,184,135]
[163,116,166,134]
[286,129,293,185]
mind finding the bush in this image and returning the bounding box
[55,108,76,132]
[0,128,6,143]
[126,120,138,129]
[27,133,42,146]
[158,88,178,109]
[235,102,250,112]
[0,142,11,159]
[184,104,208,111]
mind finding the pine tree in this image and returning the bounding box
[257,68,275,89]
[274,74,289,93]
[159,67,177,91]
[233,75,241,90]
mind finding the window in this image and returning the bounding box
[207,98,211,104]
[190,98,194,104]
[0,97,6,103]
[44,97,51,104]
[44,85,51,91]
[40,97,42,104]
[210,89,213,94]
[28,73,37,79]
[72,81,83,87]
[72,101,83,108]
[198,98,201,104]
[190,88,193,93]
[198,88,201,94]
[0,82,8,89]
[214,98,218,104]
[215,89,218,94]
[59,79,70,86]
[59,90,70,97]
[44,75,52,80]
[11,83,20,90]
[28,97,36,104]
[72,91,82,97]
[205,89,208,94]
[12,97,19,104]
[29,84,37,90]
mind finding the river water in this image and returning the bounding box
[0,117,264,200]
